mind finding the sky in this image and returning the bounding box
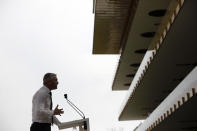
[0,0,142,131]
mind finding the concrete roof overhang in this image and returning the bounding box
[112,0,172,90]
[149,95,197,131]
[119,0,197,120]
[135,66,197,131]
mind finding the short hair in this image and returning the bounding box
[43,73,56,84]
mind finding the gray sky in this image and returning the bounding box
[0,0,142,131]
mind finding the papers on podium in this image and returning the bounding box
[58,118,89,131]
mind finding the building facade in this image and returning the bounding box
[93,0,197,130]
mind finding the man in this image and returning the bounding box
[30,73,64,131]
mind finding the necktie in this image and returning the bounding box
[49,92,54,124]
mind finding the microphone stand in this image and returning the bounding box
[64,94,87,130]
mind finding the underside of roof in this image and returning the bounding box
[150,95,197,131]
[112,0,172,90]
[93,0,138,54]
[119,0,197,120]
[135,66,197,131]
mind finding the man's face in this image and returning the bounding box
[48,76,59,90]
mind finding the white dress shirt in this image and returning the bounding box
[32,86,61,126]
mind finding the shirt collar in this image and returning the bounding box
[43,85,51,93]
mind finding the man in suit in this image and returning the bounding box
[30,73,64,131]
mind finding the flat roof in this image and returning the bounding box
[119,0,197,120]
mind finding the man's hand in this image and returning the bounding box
[54,105,64,116]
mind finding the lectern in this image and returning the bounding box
[58,118,89,131]
[62,94,90,131]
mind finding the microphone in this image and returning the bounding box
[64,94,87,129]
[64,94,85,118]
[64,94,67,99]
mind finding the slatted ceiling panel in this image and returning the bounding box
[93,0,137,54]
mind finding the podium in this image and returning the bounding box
[58,118,90,131]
